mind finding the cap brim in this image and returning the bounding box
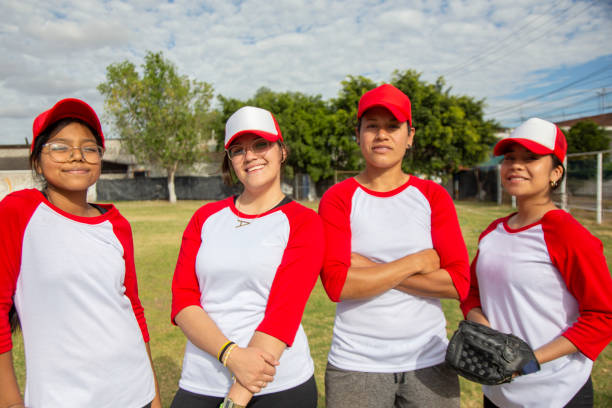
[224,129,281,149]
[358,103,409,123]
[493,138,553,156]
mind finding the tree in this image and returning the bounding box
[327,76,377,173]
[390,70,498,178]
[98,51,214,202]
[565,120,610,154]
[215,71,497,187]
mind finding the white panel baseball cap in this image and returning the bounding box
[224,106,283,149]
[494,117,567,162]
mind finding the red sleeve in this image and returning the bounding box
[416,179,470,301]
[256,204,324,346]
[317,180,356,302]
[0,190,40,353]
[171,200,228,324]
[111,213,150,343]
[543,212,612,360]
[460,218,504,317]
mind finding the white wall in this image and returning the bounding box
[0,170,97,202]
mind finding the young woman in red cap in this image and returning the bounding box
[170,106,322,408]
[461,117,612,407]
[318,84,470,408]
[0,98,161,408]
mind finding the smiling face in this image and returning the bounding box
[35,121,102,195]
[500,143,563,200]
[228,133,286,193]
[357,106,414,172]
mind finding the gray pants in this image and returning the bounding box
[325,362,459,408]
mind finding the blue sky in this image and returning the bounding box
[1,0,611,145]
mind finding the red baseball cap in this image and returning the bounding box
[32,98,104,151]
[494,117,567,162]
[357,84,412,125]
[224,106,283,149]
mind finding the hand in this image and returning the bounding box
[225,346,279,394]
[412,248,440,274]
[350,252,377,268]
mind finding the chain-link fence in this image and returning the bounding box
[557,149,612,223]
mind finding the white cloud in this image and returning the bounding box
[1,0,611,144]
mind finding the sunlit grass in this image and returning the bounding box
[10,200,612,407]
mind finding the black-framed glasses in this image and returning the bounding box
[42,142,105,164]
[226,139,273,159]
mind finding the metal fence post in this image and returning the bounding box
[496,164,502,205]
[597,152,603,224]
[560,157,568,211]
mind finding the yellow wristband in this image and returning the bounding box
[223,343,238,367]
[217,340,233,361]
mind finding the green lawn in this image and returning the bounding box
[10,200,612,407]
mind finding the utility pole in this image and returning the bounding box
[597,88,608,113]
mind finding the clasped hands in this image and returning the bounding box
[225,346,279,394]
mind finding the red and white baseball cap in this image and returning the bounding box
[32,98,104,151]
[224,106,283,149]
[494,117,567,162]
[357,84,412,125]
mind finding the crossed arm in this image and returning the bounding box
[340,249,459,301]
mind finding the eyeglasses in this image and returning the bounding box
[42,142,105,164]
[226,139,273,159]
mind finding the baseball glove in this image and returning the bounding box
[445,320,540,385]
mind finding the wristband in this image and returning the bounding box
[222,343,238,367]
[217,341,235,363]
[219,397,245,408]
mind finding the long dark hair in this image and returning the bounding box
[9,305,19,333]
[11,118,102,332]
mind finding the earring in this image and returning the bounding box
[406,144,412,150]
[550,180,559,188]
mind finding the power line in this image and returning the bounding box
[440,2,563,78]
[447,1,596,79]
[489,83,612,116]
[486,63,612,116]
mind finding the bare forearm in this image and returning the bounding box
[175,305,229,359]
[340,252,430,300]
[395,269,459,299]
[0,351,23,408]
[465,307,491,326]
[145,343,162,408]
[534,336,579,365]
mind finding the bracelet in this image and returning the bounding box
[217,340,235,363]
[222,343,238,367]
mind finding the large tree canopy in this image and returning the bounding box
[565,120,610,154]
[217,70,498,184]
[216,88,334,182]
[390,70,498,177]
[98,51,214,202]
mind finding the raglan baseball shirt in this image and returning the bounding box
[461,210,612,408]
[319,177,470,372]
[0,189,155,408]
[171,196,323,396]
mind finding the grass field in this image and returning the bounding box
[10,200,612,407]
